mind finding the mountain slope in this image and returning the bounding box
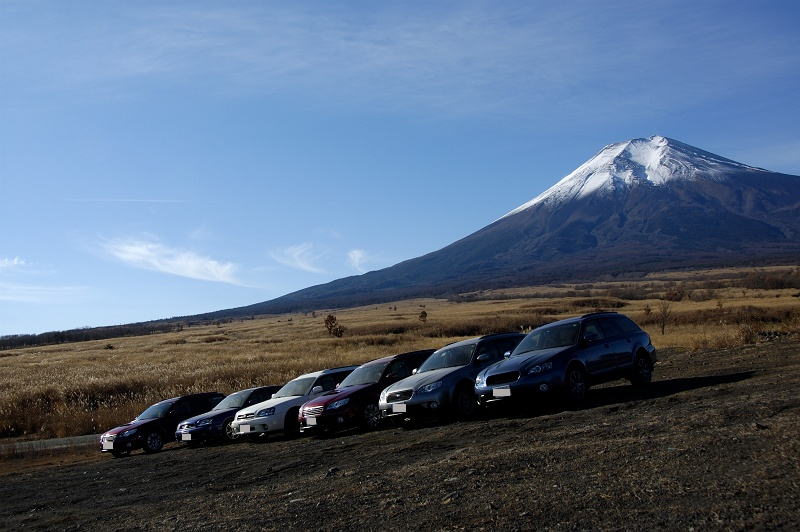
[198,136,800,318]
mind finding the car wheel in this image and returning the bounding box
[362,403,382,430]
[453,386,477,419]
[284,408,300,438]
[111,450,129,458]
[223,418,239,442]
[143,431,163,453]
[564,365,588,405]
[630,355,653,387]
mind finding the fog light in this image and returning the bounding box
[336,417,344,424]
[539,384,549,392]
[429,401,439,409]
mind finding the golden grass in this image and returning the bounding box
[1,265,799,441]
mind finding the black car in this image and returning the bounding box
[299,350,434,434]
[379,333,525,422]
[175,386,281,444]
[99,392,224,457]
[475,312,656,406]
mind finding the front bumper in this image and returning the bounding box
[174,424,223,442]
[99,433,143,453]
[230,415,282,436]
[379,388,449,419]
[475,373,561,405]
[299,407,358,433]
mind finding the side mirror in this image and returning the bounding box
[503,351,512,359]
[582,332,600,345]
[311,386,323,395]
[476,353,491,362]
[412,368,418,375]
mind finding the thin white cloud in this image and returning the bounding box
[104,238,240,284]
[270,243,326,274]
[0,257,26,269]
[0,282,84,303]
[347,249,369,274]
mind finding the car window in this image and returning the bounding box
[247,388,272,404]
[475,341,500,362]
[613,316,641,333]
[315,374,338,391]
[171,401,192,418]
[599,318,624,338]
[582,320,606,340]
[497,337,523,357]
[385,359,412,380]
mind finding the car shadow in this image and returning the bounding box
[489,371,756,420]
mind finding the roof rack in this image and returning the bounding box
[321,364,360,373]
[479,331,526,339]
[579,311,619,319]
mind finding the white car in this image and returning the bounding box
[231,365,357,437]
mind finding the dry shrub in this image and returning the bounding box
[568,298,627,309]
[163,338,187,345]
[201,335,228,343]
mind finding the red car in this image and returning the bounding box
[299,349,433,434]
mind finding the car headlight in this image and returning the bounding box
[196,418,213,426]
[418,381,442,394]
[327,398,350,410]
[526,361,554,375]
[121,428,137,437]
[475,373,486,386]
[256,407,275,417]
[379,390,388,403]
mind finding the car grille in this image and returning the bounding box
[303,405,324,416]
[487,371,520,386]
[237,412,255,420]
[386,390,413,403]
[103,435,115,442]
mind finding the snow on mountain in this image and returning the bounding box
[502,135,763,218]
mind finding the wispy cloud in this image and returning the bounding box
[347,249,369,274]
[0,257,26,270]
[0,282,84,303]
[103,237,240,284]
[270,243,326,274]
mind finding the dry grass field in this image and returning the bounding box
[1,265,799,441]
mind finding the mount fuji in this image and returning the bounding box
[200,136,800,317]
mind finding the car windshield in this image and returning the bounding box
[417,345,475,373]
[135,401,173,420]
[272,377,316,398]
[213,391,249,410]
[513,322,580,355]
[339,361,390,387]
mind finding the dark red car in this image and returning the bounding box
[298,349,433,434]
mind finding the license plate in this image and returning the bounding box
[181,433,191,441]
[239,424,251,433]
[306,416,317,426]
[102,441,114,450]
[393,403,407,413]
[493,387,511,397]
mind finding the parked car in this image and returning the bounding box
[99,392,224,457]
[299,350,434,434]
[230,366,357,438]
[379,333,525,422]
[475,312,656,406]
[174,385,281,444]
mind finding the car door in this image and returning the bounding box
[598,317,634,371]
[473,340,503,376]
[383,358,413,387]
[165,400,192,432]
[313,374,339,395]
[579,320,616,376]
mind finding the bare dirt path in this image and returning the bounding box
[1,342,798,530]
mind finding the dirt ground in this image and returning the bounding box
[1,340,798,530]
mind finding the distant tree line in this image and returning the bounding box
[0,322,185,351]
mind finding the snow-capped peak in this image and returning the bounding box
[501,135,761,219]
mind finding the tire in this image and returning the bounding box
[142,431,163,453]
[452,386,477,420]
[564,365,588,406]
[362,403,382,430]
[630,355,653,387]
[223,418,239,442]
[283,408,300,438]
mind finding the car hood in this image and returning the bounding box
[237,395,304,416]
[302,383,373,408]
[385,366,463,392]
[485,346,569,374]
[103,419,156,436]
[181,408,237,425]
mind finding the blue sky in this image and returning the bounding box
[1,1,799,335]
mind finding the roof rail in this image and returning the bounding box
[479,331,526,339]
[322,364,360,373]
[579,311,619,319]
